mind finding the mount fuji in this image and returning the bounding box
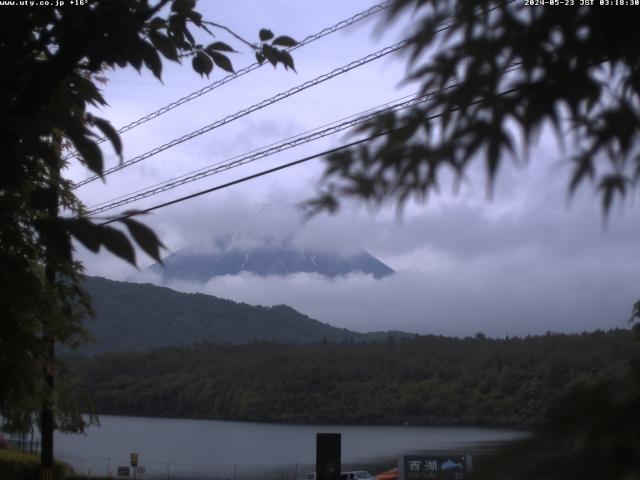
[143,235,394,283]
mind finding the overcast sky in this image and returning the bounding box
[70,0,640,338]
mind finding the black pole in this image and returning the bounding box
[40,133,62,480]
[316,433,341,480]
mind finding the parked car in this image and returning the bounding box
[305,470,375,480]
[343,471,375,480]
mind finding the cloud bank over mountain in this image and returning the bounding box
[80,155,640,338]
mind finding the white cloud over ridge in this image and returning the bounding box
[134,259,635,338]
[69,0,639,339]
[81,151,640,339]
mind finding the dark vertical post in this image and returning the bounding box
[40,328,55,479]
[40,133,62,480]
[316,433,341,480]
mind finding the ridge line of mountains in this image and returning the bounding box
[79,276,414,355]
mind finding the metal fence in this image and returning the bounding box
[4,431,40,455]
[51,458,390,480]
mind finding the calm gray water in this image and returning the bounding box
[54,415,525,479]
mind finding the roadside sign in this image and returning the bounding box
[117,466,130,477]
[400,454,472,480]
[135,466,146,478]
[130,453,139,468]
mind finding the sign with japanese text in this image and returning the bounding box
[401,454,471,480]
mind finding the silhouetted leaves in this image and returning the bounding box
[68,74,107,107]
[121,218,165,264]
[66,127,104,177]
[310,1,640,218]
[598,174,629,217]
[141,40,163,79]
[63,217,165,266]
[206,41,235,52]
[150,31,179,61]
[90,116,122,158]
[272,35,298,48]
[34,218,73,263]
[1,0,297,434]
[192,50,213,77]
[97,226,136,266]
[208,51,234,73]
[262,44,296,72]
[259,28,274,41]
[64,218,102,253]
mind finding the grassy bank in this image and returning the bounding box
[0,449,71,480]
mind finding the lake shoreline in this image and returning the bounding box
[55,414,526,478]
[87,410,536,431]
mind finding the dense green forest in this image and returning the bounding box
[79,276,412,354]
[65,329,633,427]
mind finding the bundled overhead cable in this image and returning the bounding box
[99,133,386,226]
[85,91,437,216]
[63,0,395,161]
[99,86,522,226]
[87,59,524,216]
[72,37,412,189]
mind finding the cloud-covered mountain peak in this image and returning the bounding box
[144,233,394,283]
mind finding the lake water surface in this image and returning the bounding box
[55,415,525,479]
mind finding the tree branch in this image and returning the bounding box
[203,21,256,50]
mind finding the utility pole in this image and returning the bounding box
[40,132,62,480]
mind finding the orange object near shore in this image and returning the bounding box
[375,468,399,480]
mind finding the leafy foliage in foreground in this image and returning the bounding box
[0,0,296,433]
[65,329,632,427]
[310,1,640,216]
[473,323,640,480]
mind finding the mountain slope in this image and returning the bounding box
[144,238,394,283]
[79,277,406,354]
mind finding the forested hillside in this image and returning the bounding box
[80,276,410,354]
[65,329,633,427]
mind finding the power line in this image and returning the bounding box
[99,84,522,225]
[86,58,524,216]
[99,133,385,225]
[62,0,396,161]
[72,37,412,189]
[85,94,412,210]
[85,91,418,211]
[73,2,506,189]
[85,91,433,216]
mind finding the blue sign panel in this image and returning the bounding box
[401,454,470,480]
